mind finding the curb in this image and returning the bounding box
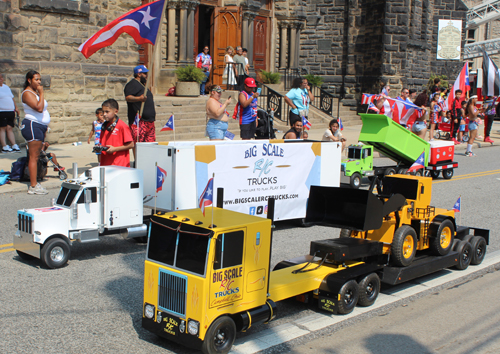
[231,250,500,354]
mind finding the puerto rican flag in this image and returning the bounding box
[132,112,140,127]
[367,101,380,112]
[452,196,461,212]
[161,115,174,131]
[338,117,344,131]
[407,151,426,173]
[198,178,214,216]
[390,98,424,127]
[79,0,165,58]
[302,116,312,130]
[444,63,470,111]
[362,93,377,105]
[156,166,166,193]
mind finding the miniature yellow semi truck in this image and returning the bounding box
[142,175,489,354]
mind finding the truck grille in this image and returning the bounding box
[158,269,187,317]
[18,212,33,234]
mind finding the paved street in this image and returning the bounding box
[0,138,499,353]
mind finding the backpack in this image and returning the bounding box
[10,157,27,181]
[23,152,48,181]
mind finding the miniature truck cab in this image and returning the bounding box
[14,166,148,268]
[341,144,375,188]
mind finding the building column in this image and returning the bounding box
[279,22,288,69]
[187,3,196,62]
[247,14,255,69]
[289,23,297,68]
[166,4,176,64]
[294,23,302,69]
[242,15,249,50]
[178,1,189,63]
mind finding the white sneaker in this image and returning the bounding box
[27,183,48,195]
[11,144,20,152]
[2,145,13,153]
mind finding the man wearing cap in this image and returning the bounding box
[234,77,259,140]
[124,65,156,147]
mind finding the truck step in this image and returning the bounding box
[310,238,384,262]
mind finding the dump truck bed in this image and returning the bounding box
[358,113,430,166]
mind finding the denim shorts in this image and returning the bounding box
[206,119,228,140]
[21,118,48,142]
[459,124,465,132]
[468,121,478,131]
[412,121,426,133]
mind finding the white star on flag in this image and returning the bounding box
[139,7,156,29]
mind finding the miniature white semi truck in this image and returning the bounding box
[14,166,148,268]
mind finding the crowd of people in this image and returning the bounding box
[368,78,497,157]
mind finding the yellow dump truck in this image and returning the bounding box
[142,175,489,354]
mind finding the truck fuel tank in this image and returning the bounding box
[310,238,384,262]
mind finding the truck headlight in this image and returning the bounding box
[188,319,199,336]
[144,303,155,319]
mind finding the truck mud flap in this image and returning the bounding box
[305,186,405,231]
[381,251,458,285]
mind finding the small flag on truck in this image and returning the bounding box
[198,178,214,216]
[453,196,461,212]
[407,151,425,173]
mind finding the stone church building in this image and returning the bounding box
[0,0,468,143]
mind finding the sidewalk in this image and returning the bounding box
[1,122,499,194]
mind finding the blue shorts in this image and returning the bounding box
[459,124,465,132]
[468,121,478,131]
[206,119,228,140]
[20,119,47,143]
[412,121,426,133]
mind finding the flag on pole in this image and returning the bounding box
[132,112,140,126]
[198,178,214,216]
[362,93,377,104]
[156,166,166,193]
[444,63,470,111]
[407,151,426,173]
[338,117,344,131]
[78,0,166,58]
[482,50,500,97]
[224,130,235,140]
[161,115,174,131]
[367,101,379,112]
[302,116,312,130]
[452,196,461,212]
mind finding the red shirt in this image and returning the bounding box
[100,118,133,167]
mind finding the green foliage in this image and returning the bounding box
[304,74,324,87]
[427,74,448,92]
[175,66,206,84]
[259,70,281,84]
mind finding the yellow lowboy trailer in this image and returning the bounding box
[142,176,489,354]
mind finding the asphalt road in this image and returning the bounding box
[0,144,499,353]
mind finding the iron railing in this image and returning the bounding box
[283,68,301,91]
[309,84,335,117]
[255,82,286,123]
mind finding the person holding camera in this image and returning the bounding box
[322,119,346,152]
[196,46,212,96]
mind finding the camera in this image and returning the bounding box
[92,146,109,153]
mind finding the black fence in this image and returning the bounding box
[255,82,286,123]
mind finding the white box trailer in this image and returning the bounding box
[136,140,341,221]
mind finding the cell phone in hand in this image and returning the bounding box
[257,88,261,95]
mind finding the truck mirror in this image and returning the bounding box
[85,189,92,204]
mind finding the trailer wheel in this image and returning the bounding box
[430,170,440,179]
[350,173,362,189]
[41,238,70,269]
[454,240,472,270]
[357,273,380,307]
[16,250,36,261]
[339,228,352,238]
[59,171,68,180]
[442,169,453,179]
[414,170,423,177]
[337,280,359,315]
[430,219,454,256]
[462,133,469,143]
[396,167,407,175]
[384,168,396,176]
[434,131,441,139]
[468,236,487,265]
[391,225,417,267]
[202,316,236,354]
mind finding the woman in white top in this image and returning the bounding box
[223,46,237,88]
[21,70,51,195]
[0,73,20,153]
[322,119,346,152]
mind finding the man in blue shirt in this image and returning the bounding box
[195,46,212,95]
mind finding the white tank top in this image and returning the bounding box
[22,90,50,125]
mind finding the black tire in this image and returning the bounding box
[201,316,236,354]
[384,168,396,176]
[350,173,362,189]
[16,250,36,261]
[462,133,469,142]
[357,273,380,307]
[430,170,440,179]
[469,236,487,265]
[429,219,454,256]
[454,240,472,270]
[434,131,441,139]
[59,171,68,180]
[339,228,352,238]
[337,280,359,315]
[424,170,431,177]
[391,225,417,267]
[40,238,70,269]
[396,167,407,175]
[414,169,423,177]
[445,132,451,140]
[442,169,453,179]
